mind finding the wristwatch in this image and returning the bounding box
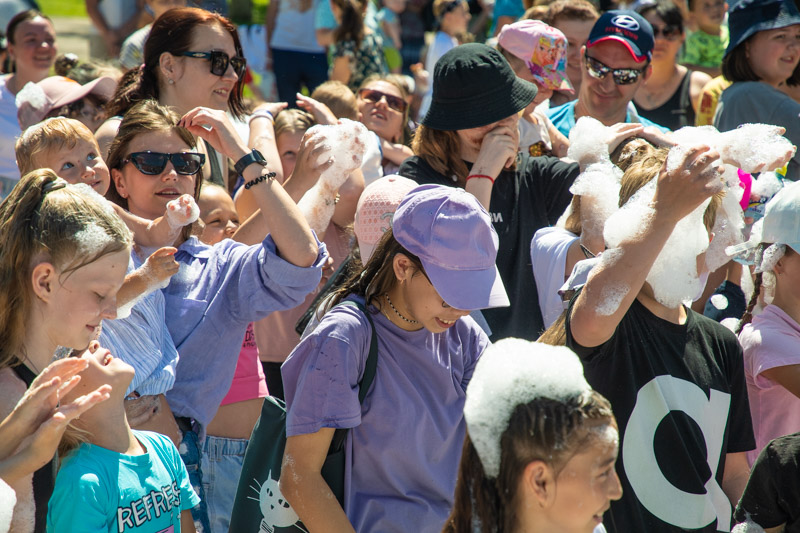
[234,148,267,176]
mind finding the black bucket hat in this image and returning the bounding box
[421,43,538,131]
[726,0,800,56]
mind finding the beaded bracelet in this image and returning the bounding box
[244,171,277,190]
[466,174,496,184]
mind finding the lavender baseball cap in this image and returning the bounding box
[392,184,509,311]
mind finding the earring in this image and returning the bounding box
[168,78,175,85]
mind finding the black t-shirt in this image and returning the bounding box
[398,153,578,341]
[566,295,755,533]
[735,433,800,532]
[12,363,54,533]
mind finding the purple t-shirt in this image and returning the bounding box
[282,296,489,533]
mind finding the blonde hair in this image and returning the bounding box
[311,81,359,120]
[0,169,132,370]
[16,118,100,176]
[274,108,315,140]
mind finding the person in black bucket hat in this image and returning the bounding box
[399,42,636,343]
[714,0,800,180]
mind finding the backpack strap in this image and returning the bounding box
[328,299,379,452]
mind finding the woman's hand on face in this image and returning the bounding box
[472,121,519,178]
[296,94,338,126]
[179,107,249,162]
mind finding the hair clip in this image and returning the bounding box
[42,177,68,194]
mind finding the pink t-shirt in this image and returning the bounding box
[219,322,268,406]
[739,305,800,465]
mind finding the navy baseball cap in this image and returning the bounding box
[586,10,654,62]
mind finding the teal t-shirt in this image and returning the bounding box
[547,100,670,137]
[47,430,200,533]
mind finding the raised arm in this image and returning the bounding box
[180,107,319,267]
[569,145,721,348]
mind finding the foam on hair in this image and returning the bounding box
[464,338,590,478]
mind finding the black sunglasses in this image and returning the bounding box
[651,24,682,40]
[181,50,246,77]
[122,151,206,175]
[584,55,648,85]
[358,88,408,113]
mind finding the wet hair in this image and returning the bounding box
[331,0,366,45]
[105,7,247,118]
[545,0,599,26]
[328,227,425,313]
[311,80,359,120]
[723,35,800,86]
[106,99,202,240]
[443,388,615,533]
[637,0,684,33]
[16,117,99,176]
[0,169,132,370]
[618,146,722,231]
[359,74,412,144]
[274,108,315,140]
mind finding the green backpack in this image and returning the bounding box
[228,300,378,532]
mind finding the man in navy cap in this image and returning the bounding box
[548,10,669,136]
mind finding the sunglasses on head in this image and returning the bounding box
[651,24,682,40]
[122,151,206,175]
[181,50,246,77]
[358,88,408,113]
[584,55,648,85]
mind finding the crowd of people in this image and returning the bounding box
[0,0,799,531]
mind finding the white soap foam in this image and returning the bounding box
[710,294,729,310]
[165,194,200,229]
[569,161,622,238]
[0,478,16,533]
[567,116,612,165]
[731,520,766,533]
[720,317,739,333]
[751,171,783,199]
[74,223,115,256]
[720,124,794,174]
[464,339,590,478]
[298,119,370,234]
[757,243,785,274]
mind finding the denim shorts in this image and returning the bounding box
[201,435,249,533]
[177,425,211,533]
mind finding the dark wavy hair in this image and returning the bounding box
[106,7,247,118]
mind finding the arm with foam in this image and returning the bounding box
[112,194,199,248]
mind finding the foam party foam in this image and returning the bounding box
[464,338,590,478]
[297,119,369,235]
[0,478,15,533]
[731,520,766,533]
[719,124,794,175]
[165,194,200,229]
[710,294,729,310]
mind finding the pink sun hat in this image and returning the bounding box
[497,20,574,94]
[354,174,418,262]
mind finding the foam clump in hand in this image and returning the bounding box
[298,118,369,235]
[569,162,622,238]
[567,116,614,164]
[751,171,783,199]
[720,124,794,174]
[0,478,16,533]
[590,248,629,316]
[165,194,200,229]
[464,338,590,478]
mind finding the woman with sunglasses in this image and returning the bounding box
[714,0,800,180]
[632,0,711,131]
[399,43,582,343]
[105,99,326,532]
[99,7,254,189]
[357,75,413,175]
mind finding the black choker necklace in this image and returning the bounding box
[384,293,418,324]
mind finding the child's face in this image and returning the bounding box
[277,130,305,178]
[198,186,240,245]
[62,341,135,405]
[40,248,130,352]
[544,423,622,533]
[41,138,110,195]
[692,0,726,29]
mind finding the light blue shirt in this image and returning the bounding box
[315,0,378,30]
[164,235,327,428]
[100,254,179,398]
[547,100,669,138]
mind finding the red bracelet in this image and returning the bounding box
[466,174,495,184]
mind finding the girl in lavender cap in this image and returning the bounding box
[280,184,508,533]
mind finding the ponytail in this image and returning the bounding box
[737,272,763,334]
[0,170,132,369]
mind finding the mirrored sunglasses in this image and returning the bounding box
[358,88,408,113]
[584,55,647,85]
[122,151,206,175]
[181,50,246,77]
